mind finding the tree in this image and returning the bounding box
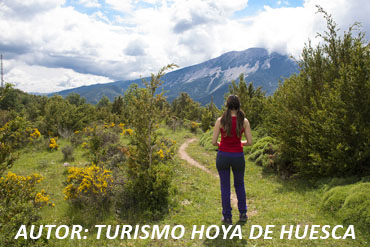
[171,92,202,121]
[97,95,111,108]
[66,93,86,106]
[0,83,18,111]
[265,7,370,177]
[227,74,266,128]
[118,64,178,219]
[112,96,124,115]
[201,97,220,132]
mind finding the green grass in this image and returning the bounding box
[5,127,370,246]
[185,139,369,246]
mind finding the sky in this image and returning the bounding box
[1,0,370,93]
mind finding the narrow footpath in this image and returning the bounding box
[178,138,239,211]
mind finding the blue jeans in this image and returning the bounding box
[216,151,247,219]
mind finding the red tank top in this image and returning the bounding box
[218,116,244,153]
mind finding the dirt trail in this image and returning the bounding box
[178,138,238,208]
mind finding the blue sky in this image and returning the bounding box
[233,0,304,18]
[62,0,305,21]
[1,0,370,93]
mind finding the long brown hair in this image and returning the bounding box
[220,95,245,137]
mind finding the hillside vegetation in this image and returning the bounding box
[1,8,370,246]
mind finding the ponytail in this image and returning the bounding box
[221,108,232,137]
[236,109,245,138]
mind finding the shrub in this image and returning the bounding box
[153,137,177,162]
[70,130,84,147]
[0,142,17,176]
[63,165,113,210]
[86,126,120,165]
[265,9,370,177]
[321,182,370,232]
[199,129,218,151]
[62,145,74,161]
[190,121,199,133]
[48,137,58,150]
[0,172,53,246]
[29,128,41,142]
[0,117,37,149]
[248,136,282,173]
[117,65,178,220]
[201,111,213,132]
[99,144,128,170]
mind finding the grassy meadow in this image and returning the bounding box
[7,126,369,247]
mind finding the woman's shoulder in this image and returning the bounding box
[243,118,250,127]
[216,117,222,129]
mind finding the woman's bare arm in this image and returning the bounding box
[212,117,221,147]
[241,118,253,146]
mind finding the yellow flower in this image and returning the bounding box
[49,138,58,150]
[30,128,41,139]
[157,149,165,159]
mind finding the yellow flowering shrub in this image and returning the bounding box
[0,171,53,246]
[63,165,113,208]
[156,149,164,159]
[121,128,133,136]
[190,121,200,133]
[153,137,177,162]
[0,117,40,149]
[117,122,133,136]
[48,137,58,150]
[0,142,17,175]
[0,172,53,208]
[29,128,41,142]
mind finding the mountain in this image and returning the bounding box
[51,48,299,107]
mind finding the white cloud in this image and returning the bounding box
[0,0,65,19]
[4,59,110,93]
[1,0,370,93]
[78,0,101,8]
[241,0,370,57]
[106,0,134,13]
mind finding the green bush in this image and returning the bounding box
[248,136,278,169]
[0,117,36,149]
[0,172,52,246]
[86,126,120,165]
[265,9,370,177]
[321,182,370,231]
[116,65,178,220]
[61,145,74,161]
[199,129,218,151]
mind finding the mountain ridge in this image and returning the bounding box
[50,48,299,107]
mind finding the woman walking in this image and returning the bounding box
[212,95,253,224]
